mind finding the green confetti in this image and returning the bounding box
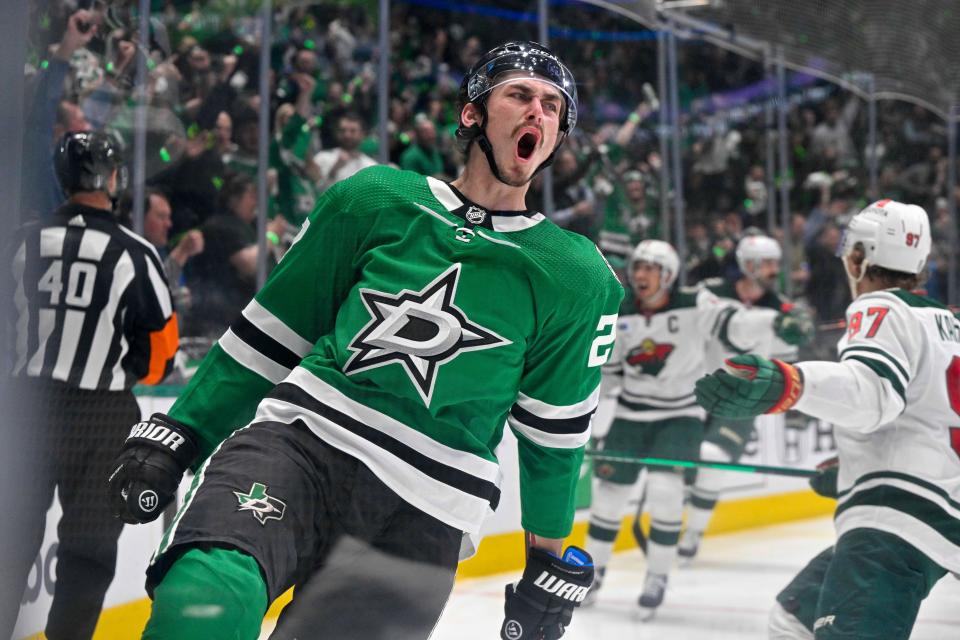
[40,60,49,70]
[304,39,315,50]
[744,198,754,209]
[342,93,353,104]
[212,176,224,190]
[159,147,171,163]
[233,45,244,56]
[106,61,114,72]
[399,133,410,144]
[187,122,200,139]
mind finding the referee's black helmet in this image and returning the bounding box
[55,131,127,196]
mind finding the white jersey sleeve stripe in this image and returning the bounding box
[840,345,910,383]
[218,329,290,384]
[242,299,314,357]
[516,386,601,421]
[508,415,592,449]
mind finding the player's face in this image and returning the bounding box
[481,75,563,186]
[754,258,780,289]
[631,260,663,301]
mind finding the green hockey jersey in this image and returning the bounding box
[170,165,624,539]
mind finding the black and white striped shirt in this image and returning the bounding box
[10,203,179,390]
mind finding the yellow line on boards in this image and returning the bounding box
[23,490,831,639]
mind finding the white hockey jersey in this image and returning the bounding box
[794,289,960,573]
[703,277,798,364]
[603,286,782,423]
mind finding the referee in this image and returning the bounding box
[1,131,178,639]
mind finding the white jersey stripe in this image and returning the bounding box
[118,224,164,265]
[835,506,960,574]
[426,177,463,212]
[283,367,500,482]
[27,309,56,377]
[491,212,545,233]
[516,386,600,421]
[255,396,490,534]
[108,335,130,390]
[146,257,173,318]
[219,329,290,384]
[508,415,591,449]
[39,227,66,258]
[82,250,136,389]
[242,299,313,357]
[12,242,28,375]
[840,349,909,389]
[52,309,85,382]
[839,476,960,522]
[77,228,111,261]
[615,404,706,422]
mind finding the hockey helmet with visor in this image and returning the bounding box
[457,41,578,184]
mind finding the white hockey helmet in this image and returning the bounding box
[628,240,680,297]
[735,234,782,275]
[840,199,930,275]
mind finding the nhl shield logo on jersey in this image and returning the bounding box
[465,205,488,225]
[234,482,286,525]
[626,339,675,376]
[344,263,511,406]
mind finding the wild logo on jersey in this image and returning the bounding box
[344,263,511,406]
[626,339,675,376]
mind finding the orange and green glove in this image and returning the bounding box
[694,354,804,419]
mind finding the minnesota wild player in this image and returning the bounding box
[679,233,813,562]
[583,239,803,619]
[107,41,622,640]
[697,200,960,640]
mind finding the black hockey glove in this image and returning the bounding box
[108,413,199,524]
[500,546,594,640]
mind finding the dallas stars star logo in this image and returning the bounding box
[344,263,511,406]
[234,482,286,525]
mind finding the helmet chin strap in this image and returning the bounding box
[843,255,869,299]
[473,118,567,187]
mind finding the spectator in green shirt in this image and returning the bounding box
[399,114,446,179]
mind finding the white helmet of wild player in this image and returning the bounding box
[839,199,931,298]
[735,234,782,290]
[628,240,679,304]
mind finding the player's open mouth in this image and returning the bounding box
[516,130,540,161]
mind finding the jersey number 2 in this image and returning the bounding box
[588,315,617,367]
[944,356,960,461]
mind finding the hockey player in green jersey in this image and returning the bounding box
[679,233,813,561]
[107,41,622,640]
[696,200,959,640]
[583,239,804,619]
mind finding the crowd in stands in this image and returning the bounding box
[21,0,959,348]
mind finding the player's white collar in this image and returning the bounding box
[426,177,545,233]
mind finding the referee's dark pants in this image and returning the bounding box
[0,377,139,640]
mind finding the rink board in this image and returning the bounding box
[14,396,837,639]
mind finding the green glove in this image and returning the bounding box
[774,305,815,346]
[809,456,839,499]
[694,354,804,419]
